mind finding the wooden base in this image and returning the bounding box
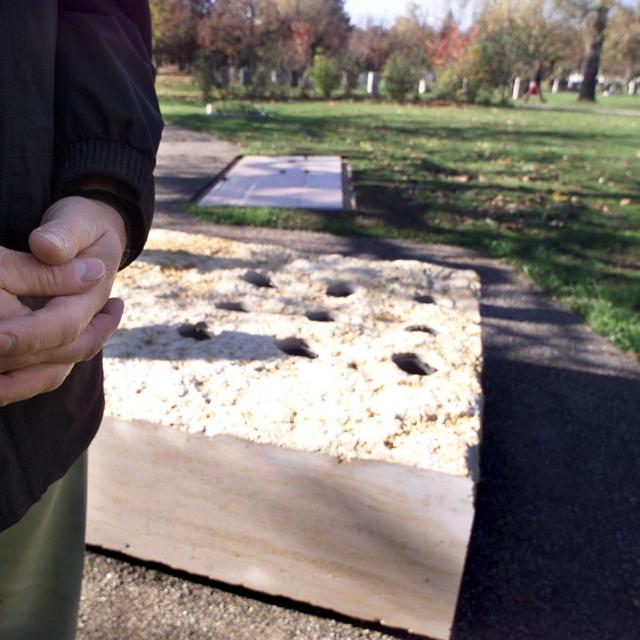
[87,417,475,639]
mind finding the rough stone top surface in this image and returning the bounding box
[199,155,345,210]
[104,229,483,479]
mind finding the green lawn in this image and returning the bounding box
[517,91,640,112]
[158,75,640,357]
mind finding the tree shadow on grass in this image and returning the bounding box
[167,106,634,156]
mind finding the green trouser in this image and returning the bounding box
[0,452,87,640]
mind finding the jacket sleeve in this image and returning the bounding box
[53,0,164,266]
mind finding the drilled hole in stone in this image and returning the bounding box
[414,294,435,304]
[178,321,211,341]
[243,270,275,288]
[404,325,437,335]
[326,281,355,298]
[216,301,248,313]
[392,353,436,376]
[275,337,318,359]
[305,310,335,322]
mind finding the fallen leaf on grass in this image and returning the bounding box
[601,205,615,217]
[620,198,632,206]
[451,174,471,183]
[487,195,510,208]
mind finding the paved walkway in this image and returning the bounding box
[80,125,640,640]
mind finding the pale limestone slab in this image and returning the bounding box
[104,229,483,480]
[199,155,344,210]
[91,229,483,638]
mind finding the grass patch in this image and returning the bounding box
[517,91,640,112]
[158,70,640,356]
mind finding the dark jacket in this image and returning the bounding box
[0,0,163,531]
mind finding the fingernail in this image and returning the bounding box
[74,258,106,282]
[0,333,14,354]
[35,229,68,252]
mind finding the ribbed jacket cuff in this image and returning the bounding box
[54,140,154,198]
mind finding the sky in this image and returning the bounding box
[345,0,638,27]
[344,0,473,27]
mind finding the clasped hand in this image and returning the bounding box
[0,196,127,406]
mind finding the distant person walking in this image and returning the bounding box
[524,62,546,103]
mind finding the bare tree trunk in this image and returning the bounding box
[579,3,609,102]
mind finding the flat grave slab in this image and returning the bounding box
[87,229,483,640]
[198,155,347,210]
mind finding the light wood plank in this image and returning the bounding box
[87,416,475,639]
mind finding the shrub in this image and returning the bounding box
[309,52,341,98]
[383,54,420,103]
[430,46,486,105]
[431,66,463,101]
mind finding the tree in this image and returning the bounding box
[580,2,611,100]
[601,2,640,83]
[275,0,351,58]
[150,0,208,67]
[348,22,390,72]
[289,18,315,72]
[341,50,363,95]
[457,0,569,102]
[557,0,615,101]
[427,12,473,72]
[246,0,291,81]
[388,2,436,67]
[197,0,260,70]
[192,50,226,98]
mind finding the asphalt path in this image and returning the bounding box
[79,125,640,640]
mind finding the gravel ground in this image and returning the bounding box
[79,125,640,640]
[79,553,410,640]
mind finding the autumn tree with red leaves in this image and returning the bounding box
[427,12,473,72]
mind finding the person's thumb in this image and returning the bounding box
[29,196,104,265]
